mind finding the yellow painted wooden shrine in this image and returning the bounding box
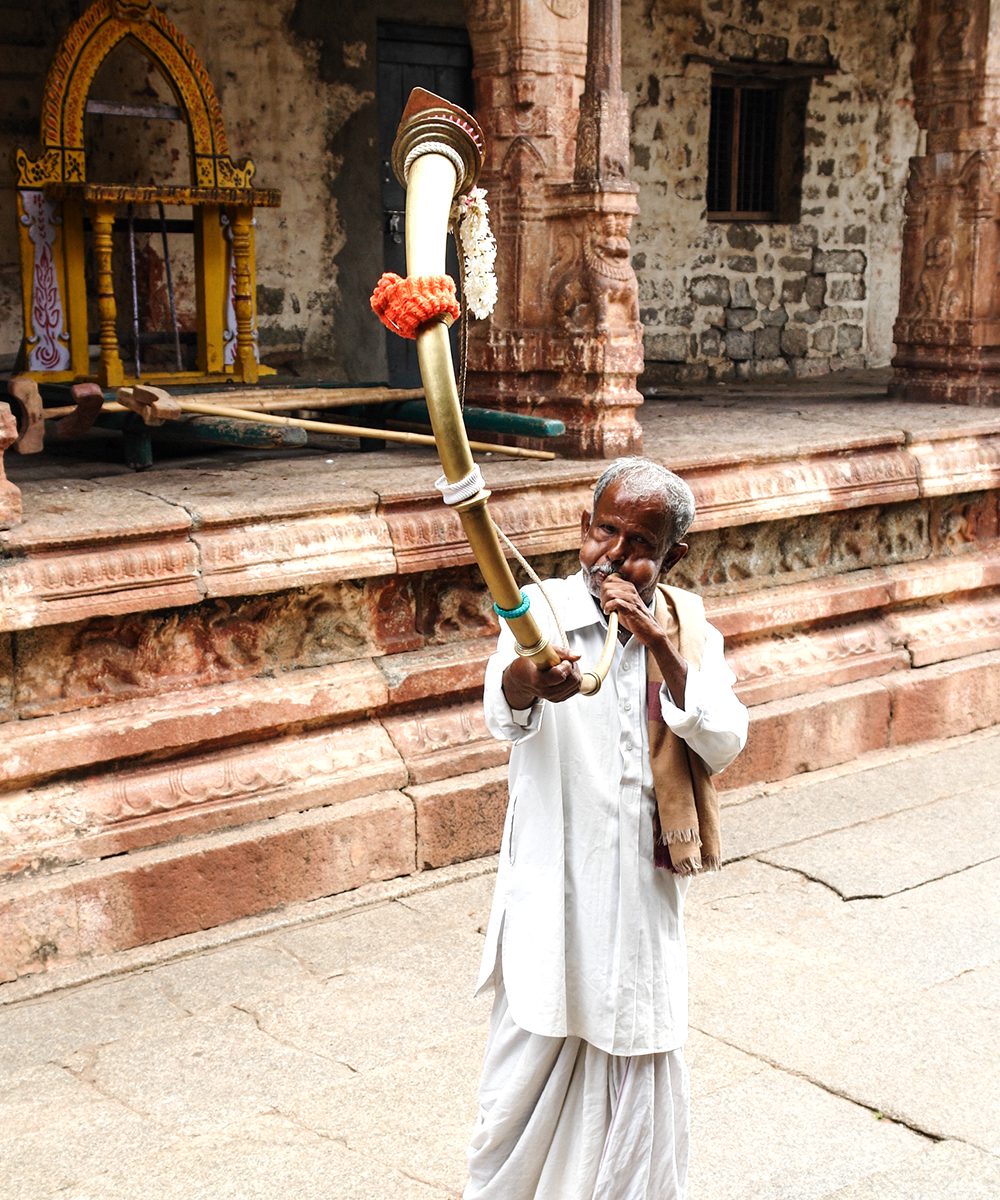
[14,0,280,387]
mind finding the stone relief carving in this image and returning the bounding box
[11,584,401,717]
[545,0,585,16]
[553,212,640,334]
[914,234,963,319]
[938,7,971,61]
[465,0,507,31]
[958,150,999,213]
[415,570,498,642]
[675,502,935,595]
[500,136,548,193]
[931,492,1000,552]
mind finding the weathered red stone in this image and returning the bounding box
[721,679,892,791]
[383,701,508,785]
[407,765,509,870]
[892,0,1000,406]
[0,791,416,981]
[0,722,408,876]
[884,651,1000,745]
[464,0,643,458]
[0,660,387,789]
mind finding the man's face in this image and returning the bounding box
[579,480,686,605]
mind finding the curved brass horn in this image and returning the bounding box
[391,88,618,696]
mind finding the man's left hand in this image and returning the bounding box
[601,574,689,707]
[600,575,660,646]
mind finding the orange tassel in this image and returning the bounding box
[370,272,460,339]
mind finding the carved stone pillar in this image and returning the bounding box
[892,0,1000,404]
[464,0,643,457]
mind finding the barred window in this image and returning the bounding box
[707,74,808,223]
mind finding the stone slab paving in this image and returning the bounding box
[821,1140,1000,1200]
[1,730,999,1199]
[759,785,1000,899]
[722,732,993,861]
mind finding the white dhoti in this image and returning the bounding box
[464,972,690,1200]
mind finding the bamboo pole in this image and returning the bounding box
[166,401,556,460]
[173,386,426,412]
[41,396,555,459]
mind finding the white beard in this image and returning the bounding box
[580,560,617,599]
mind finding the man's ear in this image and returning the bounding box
[662,542,689,573]
[581,509,592,539]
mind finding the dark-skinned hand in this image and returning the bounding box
[599,574,662,647]
[600,574,689,707]
[502,645,582,709]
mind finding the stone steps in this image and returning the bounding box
[4,649,1000,981]
[3,391,1000,980]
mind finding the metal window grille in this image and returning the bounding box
[708,78,780,219]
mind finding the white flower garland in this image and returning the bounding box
[456,187,498,320]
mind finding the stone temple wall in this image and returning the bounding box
[2,1,920,389]
[623,0,920,385]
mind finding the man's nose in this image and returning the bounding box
[604,535,626,566]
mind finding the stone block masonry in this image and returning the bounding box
[2,387,1000,978]
[624,0,919,385]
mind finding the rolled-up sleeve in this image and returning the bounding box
[658,623,748,775]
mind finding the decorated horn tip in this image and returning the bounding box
[441,110,484,151]
[578,671,602,696]
[396,87,484,151]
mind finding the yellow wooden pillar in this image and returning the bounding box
[90,200,123,387]
[194,205,226,374]
[226,203,257,384]
[62,197,90,378]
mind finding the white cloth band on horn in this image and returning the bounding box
[435,465,485,506]
[403,141,465,185]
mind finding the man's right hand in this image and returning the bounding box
[502,645,582,709]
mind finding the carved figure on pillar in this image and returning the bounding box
[464,0,643,457]
[554,211,640,335]
[892,0,1000,405]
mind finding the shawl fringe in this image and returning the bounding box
[660,827,700,845]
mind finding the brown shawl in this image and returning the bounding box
[646,584,721,874]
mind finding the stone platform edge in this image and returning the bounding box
[3,421,999,630]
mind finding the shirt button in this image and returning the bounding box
[623,738,632,751]
[623,701,632,712]
[622,661,630,673]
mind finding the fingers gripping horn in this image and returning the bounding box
[386,88,618,696]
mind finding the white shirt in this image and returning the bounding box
[476,571,748,1056]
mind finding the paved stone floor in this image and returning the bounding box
[2,728,999,1199]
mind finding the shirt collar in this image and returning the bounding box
[561,571,605,632]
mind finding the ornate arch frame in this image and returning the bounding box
[15,0,278,386]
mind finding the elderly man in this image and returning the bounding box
[464,457,748,1200]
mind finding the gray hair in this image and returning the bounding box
[592,457,696,547]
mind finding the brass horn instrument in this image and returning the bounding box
[391,88,618,696]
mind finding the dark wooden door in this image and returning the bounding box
[377,22,473,387]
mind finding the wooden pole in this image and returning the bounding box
[40,396,555,459]
[170,401,556,459]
